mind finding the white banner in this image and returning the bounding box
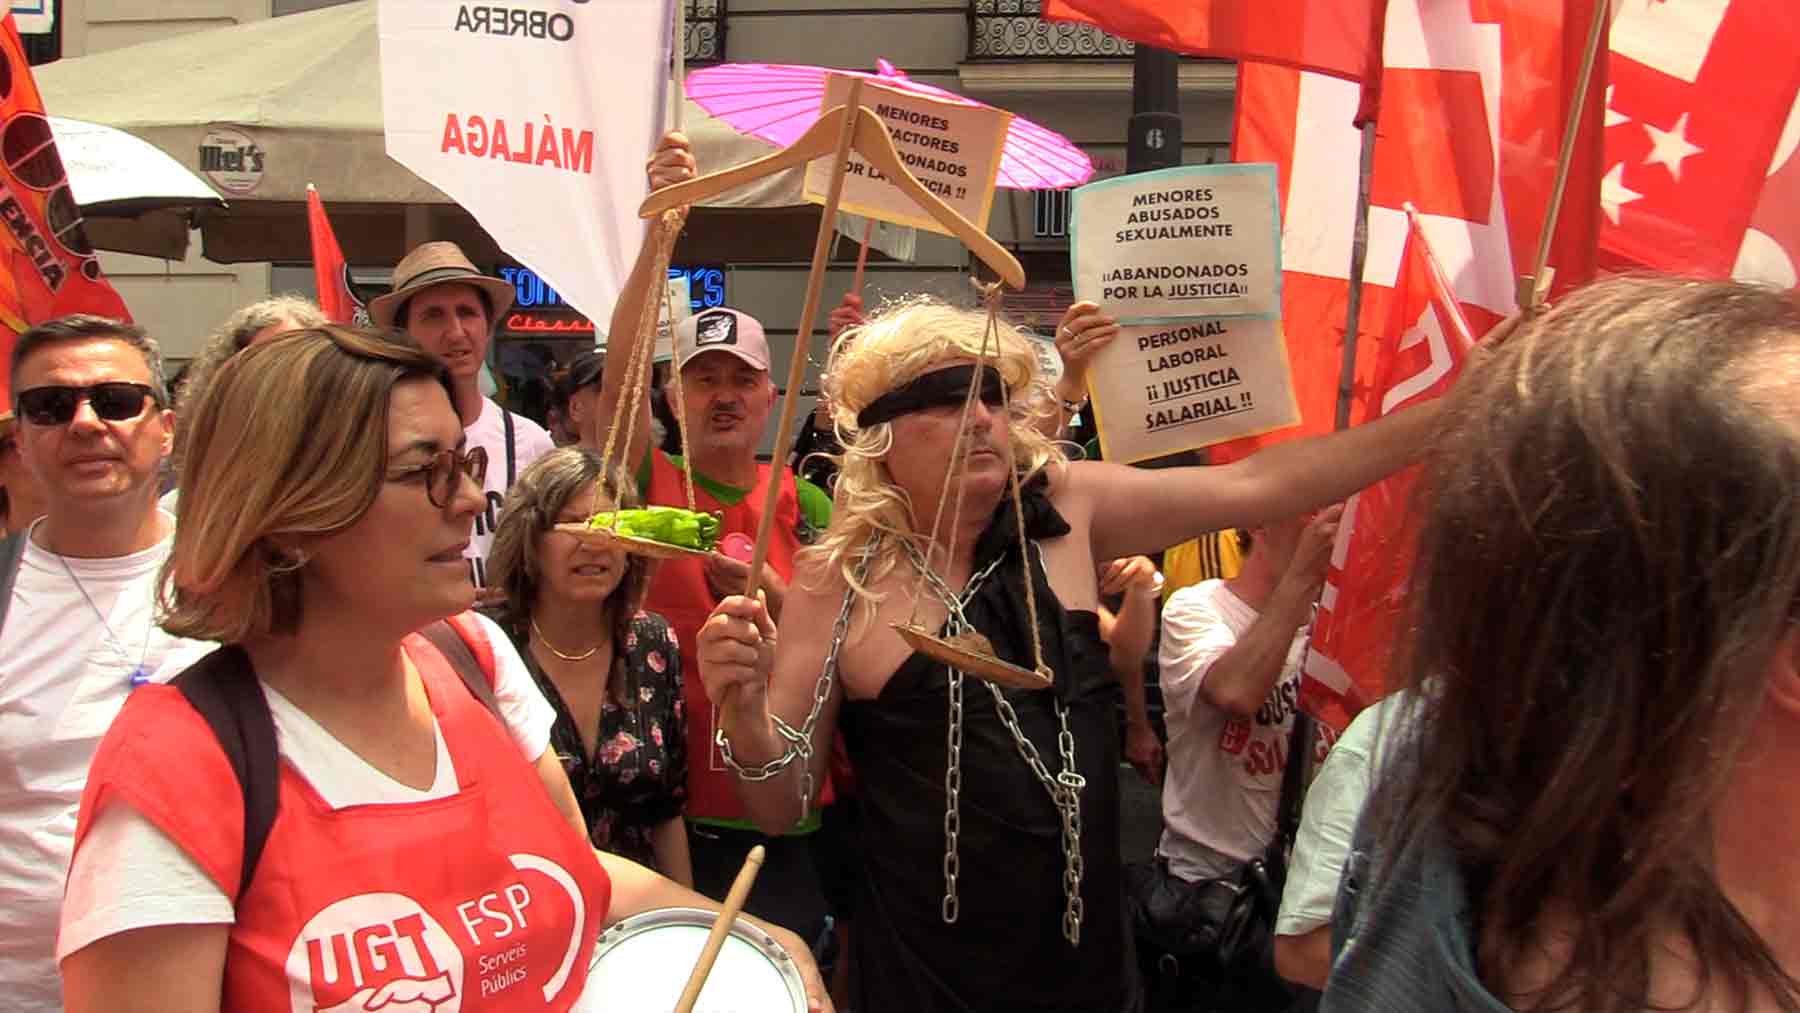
[1086,317,1300,464]
[803,73,1009,237]
[379,0,672,332]
[1070,162,1282,324]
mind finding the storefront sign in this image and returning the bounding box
[803,73,1009,237]
[1070,162,1281,324]
[1085,316,1301,464]
[10,0,53,35]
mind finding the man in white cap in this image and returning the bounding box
[596,131,836,938]
[370,241,553,592]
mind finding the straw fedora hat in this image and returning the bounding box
[369,241,516,331]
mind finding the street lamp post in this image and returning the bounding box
[1127,45,1181,174]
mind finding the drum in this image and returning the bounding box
[571,907,807,1012]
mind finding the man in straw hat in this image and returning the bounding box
[597,131,838,941]
[370,241,554,592]
[694,295,1515,1012]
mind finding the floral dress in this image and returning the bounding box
[509,610,688,872]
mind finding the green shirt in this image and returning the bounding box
[635,451,833,541]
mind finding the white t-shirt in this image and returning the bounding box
[0,517,204,1013]
[1156,579,1316,881]
[56,612,555,964]
[465,397,554,589]
[1275,693,1411,937]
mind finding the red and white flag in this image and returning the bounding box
[1598,1,1800,287]
[306,184,367,326]
[1206,0,1606,727]
[0,14,131,404]
[1040,0,1387,84]
[1300,206,1474,731]
[1212,0,1603,462]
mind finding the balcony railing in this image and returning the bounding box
[685,0,725,64]
[968,0,1132,59]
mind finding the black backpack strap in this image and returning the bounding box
[418,619,502,719]
[173,646,279,902]
[0,532,24,634]
[1270,709,1315,867]
[501,406,517,487]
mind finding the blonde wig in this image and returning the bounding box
[160,326,451,642]
[801,296,1065,610]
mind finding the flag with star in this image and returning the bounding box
[1598,1,1800,287]
[1209,0,1606,466]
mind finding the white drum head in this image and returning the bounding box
[571,907,806,1012]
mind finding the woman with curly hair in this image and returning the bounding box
[695,294,1454,1013]
[487,447,692,885]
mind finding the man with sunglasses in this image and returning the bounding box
[370,241,555,595]
[0,314,207,1011]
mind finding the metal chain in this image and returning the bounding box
[714,549,867,819]
[901,539,1085,946]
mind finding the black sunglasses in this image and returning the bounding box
[17,383,160,426]
[390,445,489,509]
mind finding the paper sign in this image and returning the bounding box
[803,73,1009,237]
[653,273,692,362]
[1071,163,1282,324]
[1086,316,1300,464]
[379,0,669,338]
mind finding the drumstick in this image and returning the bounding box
[674,844,767,1013]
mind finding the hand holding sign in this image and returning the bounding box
[1052,300,1120,397]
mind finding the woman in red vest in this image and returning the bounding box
[56,327,825,1012]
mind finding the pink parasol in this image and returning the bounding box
[686,59,1094,191]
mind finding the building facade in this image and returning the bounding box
[25,0,1235,422]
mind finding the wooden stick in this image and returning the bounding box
[745,77,864,601]
[851,216,874,297]
[1521,0,1608,311]
[673,845,766,1013]
[1334,120,1378,432]
[671,0,686,133]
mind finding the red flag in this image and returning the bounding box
[1210,0,1603,465]
[1300,207,1474,731]
[1597,2,1800,286]
[1041,0,1387,85]
[306,184,367,325]
[0,14,132,405]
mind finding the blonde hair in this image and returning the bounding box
[801,296,1064,608]
[161,326,451,642]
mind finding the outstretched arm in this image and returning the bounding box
[1064,400,1434,563]
[594,131,696,464]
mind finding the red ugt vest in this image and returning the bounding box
[642,451,832,820]
[73,615,610,1012]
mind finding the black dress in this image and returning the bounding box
[506,610,688,872]
[840,475,1131,1013]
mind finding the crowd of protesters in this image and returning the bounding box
[2,125,1799,1013]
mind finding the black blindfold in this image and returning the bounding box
[856,364,1007,429]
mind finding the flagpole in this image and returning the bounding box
[1520,0,1609,310]
[1333,121,1378,432]
[671,0,687,133]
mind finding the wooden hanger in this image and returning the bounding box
[640,99,1025,289]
